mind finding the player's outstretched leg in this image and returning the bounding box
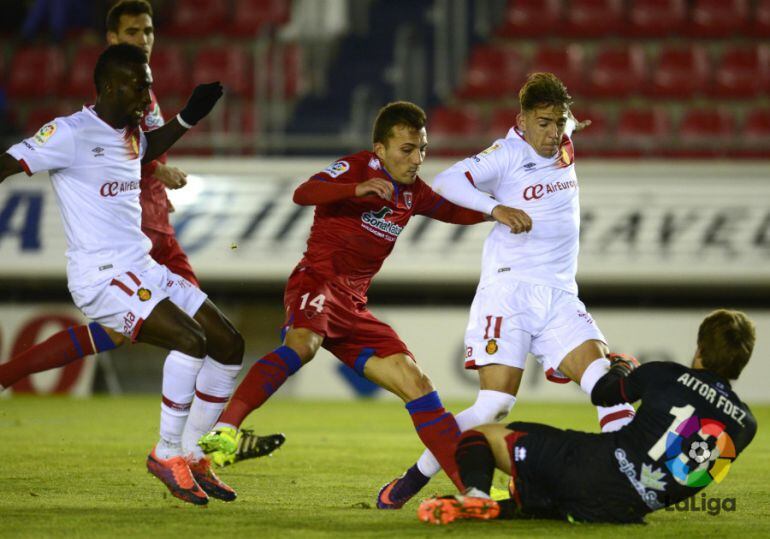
[0,322,119,390]
[363,353,465,500]
[418,428,504,524]
[198,345,304,464]
[378,389,516,509]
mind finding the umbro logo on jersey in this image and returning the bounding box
[523,162,536,171]
[92,147,105,157]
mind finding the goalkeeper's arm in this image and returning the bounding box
[591,353,643,407]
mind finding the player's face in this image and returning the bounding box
[107,14,155,60]
[518,105,569,158]
[375,125,427,185]
[111,63,153,128]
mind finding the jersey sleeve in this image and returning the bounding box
[454,139,512,194]
[293,155,366,205]
[413,179,487,224]
[430,139,512,215]
[6,119,76,174]
[591,362,662,406]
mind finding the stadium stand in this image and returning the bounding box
[1,0,768,157]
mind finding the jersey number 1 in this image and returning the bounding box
[647,404,695,460]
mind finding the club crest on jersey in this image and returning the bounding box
[368,157,381,170]
[361,206,403,241]
[324,160,350,178]
[556,138,575,168]
[34,123,57,146]
[137,288,152,301]
[403,191,413,209]
[486,339,498,355]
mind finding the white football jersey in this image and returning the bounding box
[449,127,580,294]
[7,106,155,289]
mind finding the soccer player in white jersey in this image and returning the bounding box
[377,73,636,509]
[0,44,240,506]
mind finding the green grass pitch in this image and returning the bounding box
[0,397,768,538]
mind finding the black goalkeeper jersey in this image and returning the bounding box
[592,361,757,512]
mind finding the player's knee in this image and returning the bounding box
[179,326,207,358]
[219,329,245,365]
[401,363,435,400]
[284,329,321,364]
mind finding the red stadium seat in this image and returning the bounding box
[191,46,252,97]
[678,108,735,144]
[687,0,750,38]
[62,45,103,100]
[753,0,770,37]
[743,108,770,141]
[587,45,647,98]
[428,106,484,155]
[531,44,586,96]
[497,0,562,38]
[568,107,611,147]
[231,0,291,36]
[457,45,527,99]
[646,45,710,99]
[563,0,624,37]
[429,106,484,136]
[7,46,66,98]
[625,0,687,37]
[23,104,73,137]
[149,45,190,99]
[166,0,229,37]
[616,108,670,148]
[487,108,520,138]
[710,45,770,98]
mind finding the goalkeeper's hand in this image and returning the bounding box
[606,352,640,378]
[179,82,224,127]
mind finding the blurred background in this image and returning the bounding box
[0,0,768,403]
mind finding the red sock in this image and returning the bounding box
[406,391,464,489]
[218,346,302,428]
[0,323,116,389]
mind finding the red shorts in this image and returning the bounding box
[282,266,412,374]
[143,228,199,287]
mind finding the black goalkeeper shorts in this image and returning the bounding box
[504,421,649,523]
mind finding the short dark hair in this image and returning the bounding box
[372,101,426,144]
[93,44,148,93]
[519,72,572,111]
[106,0,153,33]
[697,309,755,380]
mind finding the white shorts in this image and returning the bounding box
[463,280,606,376]
[70,264,207,341]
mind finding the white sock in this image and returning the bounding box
[181,357,241,460]
[156,351,203,459]
[416,389,517,478]
[597,402,636,432]
[578,357,635,432]
[579,357,610,394]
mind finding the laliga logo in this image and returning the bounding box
[523,184,544,200]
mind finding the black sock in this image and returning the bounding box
[455,430,495,494]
